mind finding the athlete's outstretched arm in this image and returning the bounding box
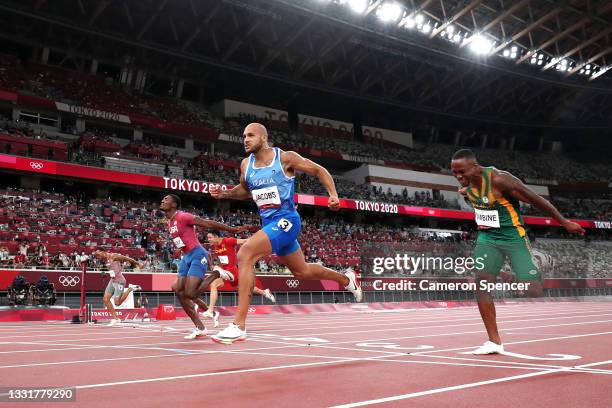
[193,217,250,234]
[494,172,584,234]
[281,151,340,210]
[210,158,251,201]
[111,254,143,269]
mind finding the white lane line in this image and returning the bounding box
[1,318,609,357]
[331,357,612,408]
[307,339,612,374]
[3,331,584,374]
[575,359,612,369]
[0,348,547,393]
[3,311,609,343]
[241,307,610,329]
[410,331,612,355]
[0,358,360,397]
[72,358,363,390]
[329,369,569,407]
[243,309,612,333]
[2,336,573,374]
[0,349,367,370]
[359,356,612,375]
[3,307,608,338]
[0,302,606,327]
[286,314,612,337]
[0,306,608,398]
[325,319,612,346]
[0,303,603,334]
[0,336,313,356]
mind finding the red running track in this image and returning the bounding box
[0,301,610,407]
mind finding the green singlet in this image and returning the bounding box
[466,167,540,281]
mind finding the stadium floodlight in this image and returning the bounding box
[530,52,545,64]
[502,45,516,59]
[421,23,432,34]
[452,33,462,43]
[510,46,518,59]
[404,16,416,28]
[404,16,416,29]
[440,24,454,38]
[343,0,369,14]
[555,58,569,72]
[377,2,403,23]
[590,66,609,80]
[468,34,493,55]
[414,13,425,24]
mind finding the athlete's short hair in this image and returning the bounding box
[168,194,181,209]
[452,149,477,161]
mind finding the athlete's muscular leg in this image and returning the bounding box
[193,297,208,311]
[507,246,544,298]
[171,276,184,295]
[114,287,133,306]
[177,295,205,330]
[253,287,265,296]
[475,271,502,345]
[182,276,206,330]
[177,274,208,312]
[208,278,224,312]
[103,292,119,320]
[278,248,350,287]
[172,277,197,313]
[234,230,274,329]
[196,270,221,295]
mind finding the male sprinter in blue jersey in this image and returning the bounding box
[210,123,362,344]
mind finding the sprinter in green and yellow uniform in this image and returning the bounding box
[450,149,584,355]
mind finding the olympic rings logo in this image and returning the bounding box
[248,308,256,313]
[59,275,81,286]
[30,162,44,170]
[286,279,300,288]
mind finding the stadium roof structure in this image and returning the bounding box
[1,0,612,129]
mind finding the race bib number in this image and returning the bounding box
[172,236,185,249]
[218,255,229,265]
[474,208,500,228]
[277,218,293,232]
[252,186,281,208]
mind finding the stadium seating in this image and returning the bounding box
[1,55,611,221]
[0,187,609,278]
